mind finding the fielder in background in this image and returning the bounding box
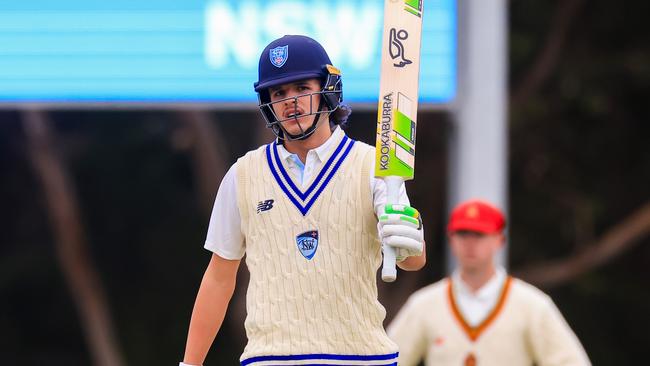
[180,35,426,366]
[388,199,591,366]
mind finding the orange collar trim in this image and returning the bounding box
[447,276,513,342]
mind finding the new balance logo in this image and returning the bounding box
[256,199,274,213]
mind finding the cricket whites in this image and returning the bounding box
[375,0,424,282]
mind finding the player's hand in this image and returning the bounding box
[378,204,424,261]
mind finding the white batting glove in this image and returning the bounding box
[179,363,201,366]
[378,204,424,261]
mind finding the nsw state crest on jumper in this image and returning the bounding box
[296,230,319,260]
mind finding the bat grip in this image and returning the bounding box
[381,176,403,282]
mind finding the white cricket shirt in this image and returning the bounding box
[451,266,508,327]
[204,127,410,259]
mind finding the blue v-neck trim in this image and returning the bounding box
[273,135,349,200]
[265,136,355,216]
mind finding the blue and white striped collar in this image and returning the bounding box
[266,128,355,216]
[275,126,345,165]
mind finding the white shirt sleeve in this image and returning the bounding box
[529,295,592,366]
[204,163,246,260]
[370,160,411,216]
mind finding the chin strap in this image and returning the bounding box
[279,98,326,141]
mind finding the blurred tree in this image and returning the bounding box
[515,202,650,287]
[508,0,650,363]
[173,111,227,216]
[507,0,650,287]
[22,110,125,366]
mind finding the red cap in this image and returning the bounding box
[447,199,506,234]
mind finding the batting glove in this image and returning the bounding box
[378,204,424,261]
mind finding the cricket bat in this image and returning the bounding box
[375,0,424,282]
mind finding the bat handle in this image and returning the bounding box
[381,176,403,282]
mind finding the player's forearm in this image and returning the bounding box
[397,244,426,271]
[183,259,238,364]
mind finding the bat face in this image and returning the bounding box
[374,0,424,180]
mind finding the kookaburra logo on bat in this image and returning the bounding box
[389,28,412,68]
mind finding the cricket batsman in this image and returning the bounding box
[180,35,426,366]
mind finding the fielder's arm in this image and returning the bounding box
[183,253,240,365]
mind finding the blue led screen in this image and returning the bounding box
[0,0,456,105]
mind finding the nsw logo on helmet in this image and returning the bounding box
[269,45,288,68]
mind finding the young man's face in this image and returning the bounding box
[268,78,322,137]
[449,230,504,272]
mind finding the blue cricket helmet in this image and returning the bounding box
[254,35,333,93]
[254,35,348,140]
